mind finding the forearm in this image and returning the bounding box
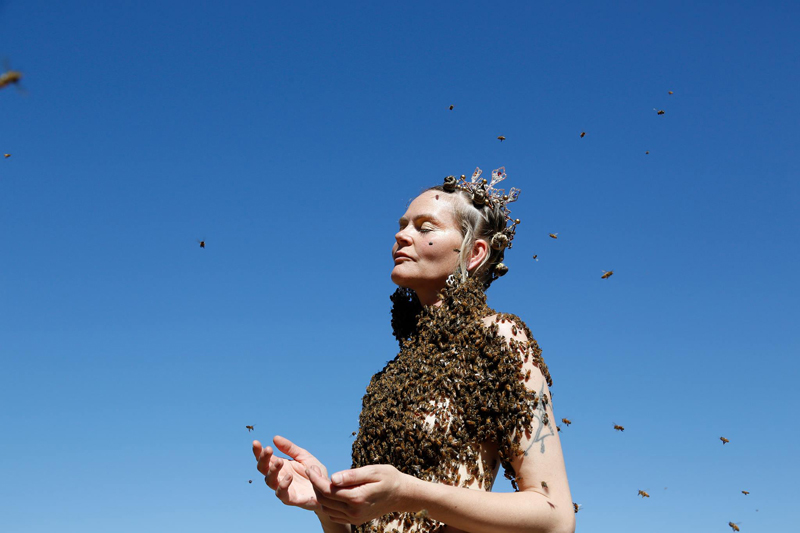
[401,475,574,533]
[316,511,352,533]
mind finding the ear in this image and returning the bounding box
[466,239,489,272]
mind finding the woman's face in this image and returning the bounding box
[391,190,464,304]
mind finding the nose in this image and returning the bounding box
[395,226,413,247]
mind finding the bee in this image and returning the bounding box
[561,418,571,426]
[580,132,586,138]
[614,424,624,431]
[645,151,650,154]
[742,490,749,495]
[351,431,357,437]
[532,254,538,261]
[248,479,253,484]
[497,136,506,142]
[449,105,454,110]
[668,91,674,95]
[720,436,730,444]
[728,522,740,532]
[415,509,429,519]
[198,240,206,248]
[3,154,10,158]
[654,108,665,115]
[601,270,614,279]
[0,68,23,90]
[573,503,582,513]
[638,490,650,498]
[246,425,255,432]
[541,481,548,489]
[549,233,558,239]
[557,425,562,432]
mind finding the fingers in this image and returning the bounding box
[257,445,286,489]
[308,466,351,515]
[274,470,293,502]
[273,435,308,460]
[252,440,262,460]
[331,466,377,487]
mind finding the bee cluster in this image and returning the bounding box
[351,276,552,532]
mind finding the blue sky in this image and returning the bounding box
[1,1,798,531]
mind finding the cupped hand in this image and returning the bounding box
[253,435,329,512]
[308,464,409,526]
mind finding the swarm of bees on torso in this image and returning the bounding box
[351,277,552,533]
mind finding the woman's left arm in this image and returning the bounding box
[308,320,575,533]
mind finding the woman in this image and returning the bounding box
[253,168,575,533]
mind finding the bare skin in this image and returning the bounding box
[252,191,574,533]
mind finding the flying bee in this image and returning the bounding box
[742,490,749,495]
[532,254,538,261]
[573,503,582,513]
[541,481,548,489]
[549,233,558,239]
[561,418,571,426]
[668,91,674,95]
[449,105,454,110]
[614,424,624,431]
[645,151,650,154]
[580,132,586,138]
[638,490,650,498]
[248,479,252,484]
[728,522,740,532]
[654,108,665,115]
[198,240,206,248]
[601,270,614,279]
[351,431,357,437]
[720,436,730,444]
[246,425,254,432]
[0,68,23,90]
[3,154,10,158]
[497,136,506,142]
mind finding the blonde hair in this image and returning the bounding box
[426,185,509,289]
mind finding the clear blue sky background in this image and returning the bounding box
[2,1,798,532]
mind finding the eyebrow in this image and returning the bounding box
[398,213,441,226]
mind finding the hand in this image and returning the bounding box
[253,435,329,512]
[308,464,409,526]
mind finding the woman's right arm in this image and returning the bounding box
[253,436,351,533]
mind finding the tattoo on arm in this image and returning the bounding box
[524,381,555,455]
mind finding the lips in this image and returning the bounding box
[394,252,413,261]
